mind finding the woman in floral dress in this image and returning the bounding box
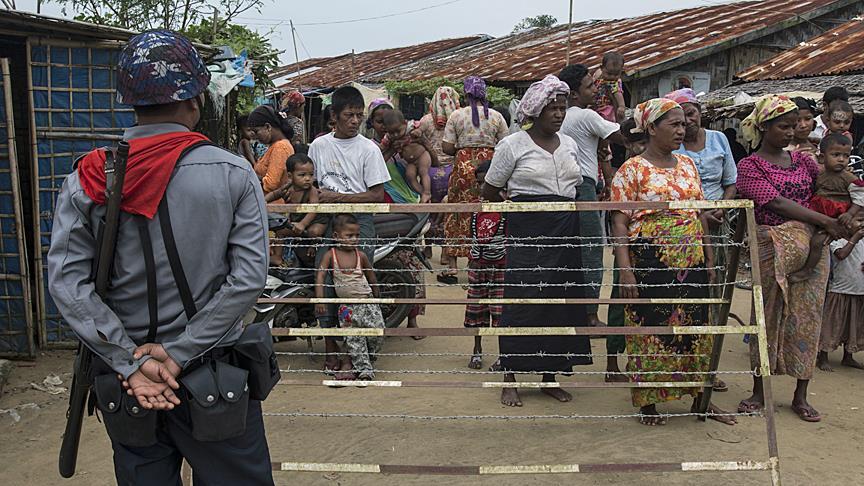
[610,98,735,426]
[440,76,509,284]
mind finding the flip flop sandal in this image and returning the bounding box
[737,400,763,414]
[468,355,483,369]
[436,274,458,285]
[791,404,821,423]
[712,378,729,392]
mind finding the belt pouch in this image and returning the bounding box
[180,360,249,442]
[233,321,281,400]
[92,373,158,447]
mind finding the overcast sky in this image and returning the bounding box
[16,0,733,64]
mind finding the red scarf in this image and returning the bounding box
[78,132,209,218]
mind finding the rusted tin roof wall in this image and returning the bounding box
[737,16,864,80]
[273,36,486,90]
[369,0,843,83]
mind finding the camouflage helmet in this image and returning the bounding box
[116,30,211,107]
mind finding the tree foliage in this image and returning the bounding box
[384,77,514,109]
[49,0,264,32]
[512,14,557,33]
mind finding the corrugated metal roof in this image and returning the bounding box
[368,0,846,84]
[737,17,864,80]
[272,36,487,90]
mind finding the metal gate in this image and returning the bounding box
[0,58,35,357]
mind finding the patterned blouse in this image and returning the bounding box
[443,105,509,149]
[610,153,705,237]
[736,151,819,226]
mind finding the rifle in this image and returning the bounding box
[59,141,130,478]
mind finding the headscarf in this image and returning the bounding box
[463,76,489,128]
[631,98,681,133]
[281,89,305,110]
[365,98,393,130]
[248,104,287,128]
[664,88,699,107]
[516,74,570,129]
[740,95,798,149]
[430,86,460,128]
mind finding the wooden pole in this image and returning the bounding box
[565,0,573,65]
[289,19,307,143]
[351,49,356,82]
[1,58,35,357]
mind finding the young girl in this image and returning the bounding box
[382,109,437,203]
[788,133,864,283]
[266,153,328,262]
[463,161,506,369]
[316,214,385,380]
[825,99,854,142]
[786,97,818,155]
[593,52,626,123]
[817,225,864,371]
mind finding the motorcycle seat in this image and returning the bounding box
[374,213,421,239]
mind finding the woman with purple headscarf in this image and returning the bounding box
[439,76,509,284]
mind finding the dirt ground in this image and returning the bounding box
[2,249,863,486]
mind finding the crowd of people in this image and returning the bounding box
[237,55,864,427]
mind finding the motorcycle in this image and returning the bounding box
[246,212,432,339]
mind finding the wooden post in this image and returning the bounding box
[351,49,356,82]
[289,19,306,143]
[565,0,573,65]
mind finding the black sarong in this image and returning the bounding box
[498,195,592,373]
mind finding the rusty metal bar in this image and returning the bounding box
[278,379,710,389]
[260,297,728,305]
[274,460,772,475]
[271,325,757,337]
[745,208,782,486]
[267,200,754,214]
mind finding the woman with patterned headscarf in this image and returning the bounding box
[736,95,847,423]
[481,75,587,407]
[280,89,306,145]
[610,98,735,426]
[418,86,461,268]
[439,76,509,284]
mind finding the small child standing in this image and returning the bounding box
[265,153,329,262]
[789,133,864,283]
[236,115,256,166]
[381,109,436,203]
[464,161,506,369]
[593,52,627,123]
[316,214,385,380]
[817,225,864,372]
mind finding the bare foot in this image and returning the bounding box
[541,387,573,402]
[712,378,729,392]
[817,352,834,372]
[639,405,666,426]
[842,354,864,370]
[692,401,737,425]
[501,387,522,407]
[407,318,425,340]
[787,269,812,285]
[468,353,482,369]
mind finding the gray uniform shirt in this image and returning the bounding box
[47,123,268,378]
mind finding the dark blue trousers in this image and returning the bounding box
[110,400,273,486]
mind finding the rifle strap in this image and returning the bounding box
[137,217,159,343]
[158,198,197,320]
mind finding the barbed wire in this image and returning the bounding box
[274,241,745,249]
[267,265,729,273]
[292,280,747,289]
[275,351,713,358]
[263,411,761,421]
[271,235,737,243]
[279,368,754,376]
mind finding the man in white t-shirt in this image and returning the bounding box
[308,86,390,376]
[558,64,627,328]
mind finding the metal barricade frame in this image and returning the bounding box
[263,199,780,485]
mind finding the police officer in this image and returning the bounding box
[47,30,273,485]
